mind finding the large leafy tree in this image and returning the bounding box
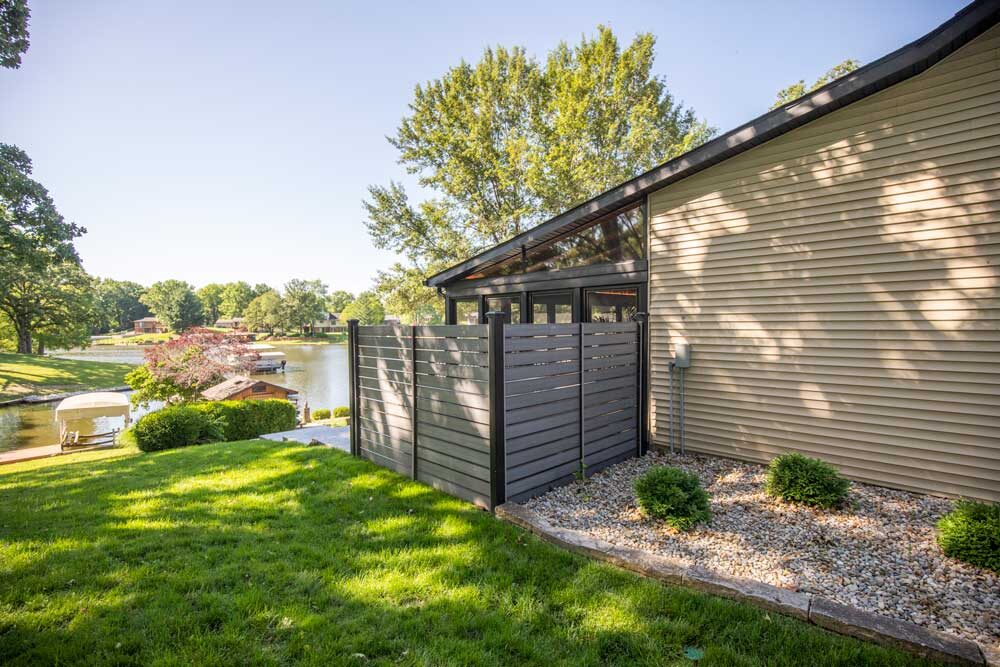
[93,278,149,333]
[770,59,861,110]
[243,289,286,334]
[140,280,203,332]
[375,263,444,325]
[219,281,254,318]
[0,260,95,354]
[341,291,385,326]
[326,290,354,314]
[196,283,225,323]
[365,26,712,309]
[281,279,327,334]
[1,0,29,69]
[0,144,87,353]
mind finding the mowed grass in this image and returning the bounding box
[0,352,135,402]
[0,441,937,666]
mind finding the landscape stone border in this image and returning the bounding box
[495,502,993,666]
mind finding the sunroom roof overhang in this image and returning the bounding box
[425,0,1000,289]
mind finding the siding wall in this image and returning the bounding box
[647,25,1000,501]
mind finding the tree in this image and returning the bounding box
[140,280,203,332]
[364,27,713,311]
[250,283,271,299]
[374,264,443,325]
[125,329,256,407]
[0,259,95,354]
[219,281,253,318]
[281,279,327,334]
[93,278,148,333]
[196,283,225,323]
[341,291,385,326]
[771,59,861,110]
[0,144,87,353]
[326,290,354,314]
[243,290,285,333]
[1,0,29,69]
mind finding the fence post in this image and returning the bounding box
[347,319,360,457]
[410,324,418,480]
[578,322,585,477]
[634,312,648,456]
[486,311,507,510]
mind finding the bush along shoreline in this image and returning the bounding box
[133,399,296,452]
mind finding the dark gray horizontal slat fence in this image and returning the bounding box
[351,322,492,509]
[502,321,639,502]
[348,317,641,510]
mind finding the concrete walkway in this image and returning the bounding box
[260,425,350,452]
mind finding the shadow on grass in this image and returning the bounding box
[0,441,938,666]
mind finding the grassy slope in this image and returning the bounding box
[0,442,936,667]
[0,352,135,402]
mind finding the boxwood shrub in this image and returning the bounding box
[312,408,331,420]
[191,399,297,441]
[765,452,850,508]
[133,405,223,452]
[333,406,350,418]
[937,500,1000,573]
[634,466,711,531]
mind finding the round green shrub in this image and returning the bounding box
[937,500,1000,573]
[191,399,297,441]
[333,406,350,418]
[634,466,711,531]
[312,408,331,420]
[133,405,222,452]
[765,452,850,508]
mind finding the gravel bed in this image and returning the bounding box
[523,451,999,649]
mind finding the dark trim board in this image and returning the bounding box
[426,0,1000,288]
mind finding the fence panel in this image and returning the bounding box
[582,322,639,474]
[503,324,582,502]
[413,325,492,508]
[355,326,413,476]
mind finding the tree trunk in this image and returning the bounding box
[15,318,32,354]
[36,340,45,355]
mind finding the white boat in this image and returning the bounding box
[255,350,287,372]
[54,392,130,450]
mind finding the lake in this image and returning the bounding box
[0,344,350,452]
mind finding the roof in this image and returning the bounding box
[426,0,1000,288]
[134,317,161,323]
[201,376,293,401]
[55,392,130,421]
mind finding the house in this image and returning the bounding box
[201,376,297,402]
[426,1,1000,503]
[133,317,167,334]
[304,313,340,334]
[214,317,245,329]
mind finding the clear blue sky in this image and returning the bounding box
[1,0,967,294]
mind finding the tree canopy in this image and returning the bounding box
[770,59,861,110]
[341,291,385,326]
[141,280,204,332]
[94,278,149,333]
[0,0,29,69]
[364,26,712,313]
[282,279,327,334]
[219,281,254,318]
[326,290,354,314]
[0,143,88,352]
[243,290,285,334]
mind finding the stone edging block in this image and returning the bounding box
[494,502,988,666]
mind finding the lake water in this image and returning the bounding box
[0,344,350,452]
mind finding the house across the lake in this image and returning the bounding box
[426,1,1000,502]
[201,376,297,402]
[215,317,245,329]
[304,313,340,334]
[132,317,167,334]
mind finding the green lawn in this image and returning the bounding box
[92,332,174,346]
[0,441,935,666]
[0,352,135,402]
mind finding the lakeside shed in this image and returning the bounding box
[426,1,1000,502]
[133,317,167,334]
[201,376,297,402]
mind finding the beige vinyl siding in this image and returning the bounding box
[647,24,1000,502]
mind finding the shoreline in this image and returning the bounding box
[0,385,131,408]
